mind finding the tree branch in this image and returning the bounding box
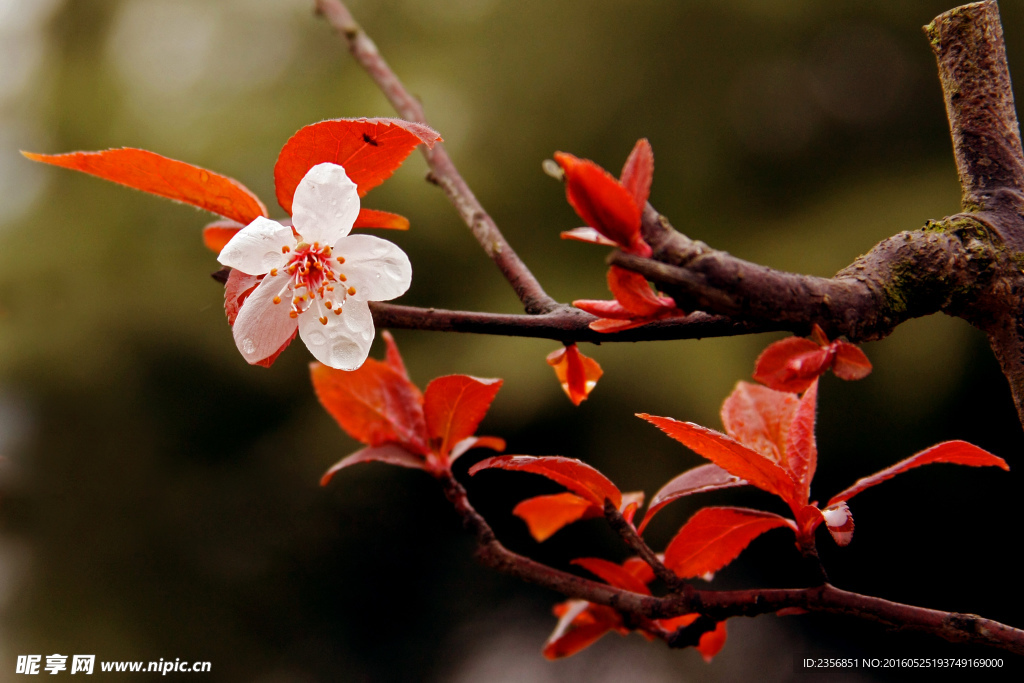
[438,470,1024,655]
[369,301,785,343]
[315,0,557,314]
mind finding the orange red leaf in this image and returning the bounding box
[320,444,426,486]
[469,455,622,509]
[827,440,1009,507]
[274,118,441,213]
[554,151,650,257]
[638,414,799,508]
[23,148,267,225]
[664,506,793,579]
[310,357,430,456]
[638,464,746,534]
[546,344,603,405]
[514,493,599,542]
[720,381,799,467]
[352,207,411,231]
[619,138,654,211]
[572,557,651,595]
[423,375,503,460]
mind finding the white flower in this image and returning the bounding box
[217,163,412,370]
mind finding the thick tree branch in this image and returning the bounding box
[315,0,557,314]
[615,219,991,343]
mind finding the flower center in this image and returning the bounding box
[269,241,358,324]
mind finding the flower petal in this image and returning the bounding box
[335,234,412,302]
[298,298,375,370]
[291,163,360,245]
[232,275,299,364]
[217,216,293,275]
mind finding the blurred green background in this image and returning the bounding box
[1,0,1022,680]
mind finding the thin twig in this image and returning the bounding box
[370,301,785,343]
[315,0,558,314]
[602,501,688,594]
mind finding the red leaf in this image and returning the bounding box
[720,381,799,467]
[752,337,829,393]
[832,342,872,381]
[821,501,854,547]
[513,493,598,542]
[571,298,634,319]
[223,269,294,367]
[320,444,425,486]
[24,148,267,225]
[608,266,676,317]
[202,219,244,254]
[554,152,650,256]
[664,506,793,579]
[828,440,1009,506]
[543,600,618,660]
[423,375,503,460]
[696,620,728,662]
[639,414,799,508]
[638,464,746,534]
[622,557,656,585]
[785,379,818,505]
[619,138,654,210]
[572,557,652,595]
[448,435,506,464]
[381,331,410,380]
[310,358,430,456]
[352,207,410,231]
[546,344,603,405]
[469,455,622,508]
[560,227,619,247]
[274,118,441,213]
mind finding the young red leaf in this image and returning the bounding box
[619,138,654,210]
[320,444,426,486]
[223,269,295,367]
[664,506,793,579]
[827,440,1009,506]
[784,379,818,505]
[832,342,873,381]
[447,435,506,464]
[423,375,503,460]
[352,207,411,231]
[381,331,411,380]
[546,344,603,405]
[274,118,441,213]
[752,337,829,393]
[202,219,244,254]
[607,266,676,317]
[310,358,430,456]
[638,464,746,534]
[695,620,728,662]
[560,227,620,247]
[572,557,652,595]
[553,152,651,256]
[23,148,267,225]
[543,600,619,660]
[513,492,599,542]
[638,414,799,508]
[821,501,854,547]
[720,381,799,466]
[469,455,622,508]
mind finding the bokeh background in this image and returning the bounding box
[1,0,1022,681]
